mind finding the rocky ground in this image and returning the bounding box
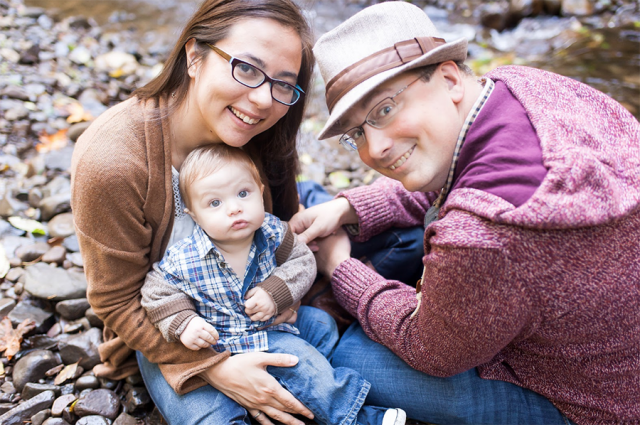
[0,0,638,423]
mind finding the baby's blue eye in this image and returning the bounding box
[210,200,221,207]
[238,190,248,198]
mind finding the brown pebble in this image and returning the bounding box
[51,393,76,416]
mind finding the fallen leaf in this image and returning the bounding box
[328,171,351,189]
[66,102,93,124]
[8,216,47,236]
[37,129,69,153]
[54,361,80,385]
[0,245,9,279]
[0,317,36,359]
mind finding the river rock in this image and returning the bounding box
[43,418,71,425]
[15,242,50,262]
[113,412,138,425]
[58,327,102,369]
[62,235,79,253]
[0,195,29,217]
[0,86,29,101]
[67,252,83,267]
[0,390,55,425]
[85,308,103,328]
[39,193,71,222]
[67,121,91,142]
[73,389,120,419]
[22,383,61,400]
[12,350,61,391]
[561,0,593,15]
[5,267,25,282]
[76,416,111,425]
[47,213,75,238]
[31,408,51,425]
[56,298,90,320]
[8,301,55,332]
[0,298,16,316]
[51,393,76,416]
[123,385,150,415]
[43,145,74,172]
[95,51,139,76]
[42,245,66,265]
[74,375,100,391]
[24,263,87,301]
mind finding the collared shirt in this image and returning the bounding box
[159,213,298,354]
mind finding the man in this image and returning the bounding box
[290,2,640,424]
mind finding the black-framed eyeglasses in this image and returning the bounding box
[339,75,423,151]
[206,43,304,106]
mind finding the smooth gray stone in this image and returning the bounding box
[12,350,61,391]
[47,213,75,239]
[0,298,16,316]
[58,327,102,370]
[31,408,51,425]
[24,263,87,301]
[73,389,120,420]
[21,382,61,400]
[76,415,111,425]
[56,298,90,320]
[0,390,55,425]
[42,418,71,425]
[74,375,100,391]
[7,301,55,333]
[113,413,137,425]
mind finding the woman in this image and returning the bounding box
[71,1,322,423]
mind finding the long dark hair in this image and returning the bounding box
[134,0,314,220]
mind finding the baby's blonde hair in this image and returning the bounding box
[179,144,264,211]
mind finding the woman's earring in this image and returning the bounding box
[171,92,176,99]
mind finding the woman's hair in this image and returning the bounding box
[180,144,264,211]
[134,0,314,220]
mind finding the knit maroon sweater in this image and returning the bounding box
[333,66,640,424]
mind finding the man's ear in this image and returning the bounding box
[439,61,465,104]
[185,38,199,78]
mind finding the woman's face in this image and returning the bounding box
[186,18,303,147]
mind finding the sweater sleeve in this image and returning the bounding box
[331,222,530,377]
[141,262,199,342]
[339,177,435,242]
[258,222,316,313]
[72,126,228,395]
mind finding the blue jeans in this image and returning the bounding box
[332,323,575,425]
[297,180,424,285]
[138,307,388,425]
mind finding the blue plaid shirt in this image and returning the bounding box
[158,213,298,353]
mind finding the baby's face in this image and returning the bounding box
[187,162,265,246]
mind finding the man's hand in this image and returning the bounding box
[244,287,277,321]
[289,198,358,244]
[179,316,219,350]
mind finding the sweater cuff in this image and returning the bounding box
[338,187,395,242]
[331,257,383,317]
[275,224,294,266]
[258,275,293,313]
[147,298,196,324]
[169,311,198,340]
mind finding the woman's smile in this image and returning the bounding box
[229,106,262,125]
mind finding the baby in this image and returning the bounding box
[141,144,406,425]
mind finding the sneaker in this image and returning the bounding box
[382,408,407,425]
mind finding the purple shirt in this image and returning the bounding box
[452,81,547,208]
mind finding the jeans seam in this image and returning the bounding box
[340,380,371,425]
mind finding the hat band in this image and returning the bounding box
[325,36,445,112]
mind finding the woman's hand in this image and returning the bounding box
[314,228,352,277]
[200,351,313,425]
[289,198,358,244]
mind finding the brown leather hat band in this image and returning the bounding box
[325,36,445,112]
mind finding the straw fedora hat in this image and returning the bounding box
[314,1,468,139]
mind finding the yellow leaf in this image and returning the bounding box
[328,171,351,189]
[66,102,93,124]
[37,129,69,153]
[8,216,47,236]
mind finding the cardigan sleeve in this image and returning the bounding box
[71,122,228,394]
[339,176,436,243]
[258,222,316,313]
[331,218,531,377]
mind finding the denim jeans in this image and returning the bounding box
[138,306,388,425]
[297,180,425,285]
[332,323,576,425]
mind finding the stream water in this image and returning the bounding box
[23,0,640,120]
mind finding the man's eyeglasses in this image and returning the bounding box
[339,75,423,151]
[206,43,304,106]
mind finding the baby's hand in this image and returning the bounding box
[180,316,219,350]
[244,287,277,322]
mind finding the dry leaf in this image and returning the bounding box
[54,361,80,385]
[66,102,93,123]
[0,317,36,359]
[37,129,69,153]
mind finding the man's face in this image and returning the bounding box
[344,63,465,193]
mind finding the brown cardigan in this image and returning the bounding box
[70,96,278,394]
